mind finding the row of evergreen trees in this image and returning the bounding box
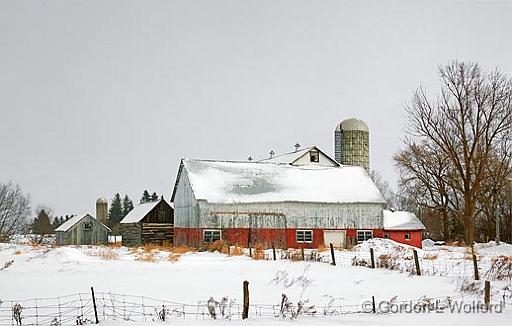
[108,190,161,223]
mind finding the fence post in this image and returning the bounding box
[472,254,479,280]
[370,248,375,269]
[272,245,276,261]
[249,246,252,258]
[484,281,490,308]
[242,281,249,319]
[91,287,99,324]
[301,248,305,261]
[330,243,336,266]
[371,296,376,313]
[413,249,421,276]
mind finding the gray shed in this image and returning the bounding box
[55,213,111,245]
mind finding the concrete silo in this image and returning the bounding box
[334,118,370,172]
[96,197,108,224]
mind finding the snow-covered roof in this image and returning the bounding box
[383,210,426,230]
[180,159,386,204]
[258,146,314,164]
[54,213,110,232]
[119,199,168,224]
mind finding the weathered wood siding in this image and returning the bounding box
[55,215,109,245]
[120,223,142,247]
[120,200,174,247]
[174,168,200,228]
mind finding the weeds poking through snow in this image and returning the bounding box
[1,260,14,271]
[12,303,22,326]
[485,256,512,281]
[279,293,316,319]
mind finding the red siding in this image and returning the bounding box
[175,227,398,248]
[386,230,423,248]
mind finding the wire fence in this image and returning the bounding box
[1,290,494,326]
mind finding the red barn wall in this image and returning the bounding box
[386,230,423,248]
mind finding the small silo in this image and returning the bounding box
[334,118,370,172]
[96,197,108,224]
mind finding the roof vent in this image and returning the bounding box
[269,150,275,159]
[294,142,301,152]
[248,156,253,161]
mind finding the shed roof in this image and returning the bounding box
[178,159,385,204]
[383,210,426,230]
[55,213,111,232]
[120,199,168,224]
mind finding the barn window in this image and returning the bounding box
[204,230,221,243]
[384,232,390,239]
[296,230,313,243]
[357,230,373,243]
[405,233,411,241]
[309,150,319,163]
[84,223,92,231]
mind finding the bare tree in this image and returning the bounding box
[369,170,397,209]
[0,182,31,241]
[397,61,512,245]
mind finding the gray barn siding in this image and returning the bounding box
[174,168,200,227]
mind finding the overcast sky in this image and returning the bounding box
[1,0,511,217]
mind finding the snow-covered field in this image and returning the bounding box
[1,240,512,325]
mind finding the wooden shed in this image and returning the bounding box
[55,213,111,245]
[119,198,174,247]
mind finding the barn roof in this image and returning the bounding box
[119,199,169,224]
[258,146,339,166]
[178,159,386,204]
[383,210,426,230]
[55,213,111,232]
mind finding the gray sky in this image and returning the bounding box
[1,0,511,217]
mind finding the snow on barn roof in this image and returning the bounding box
[180,159,386,204]
[258,146,339,166]
[55,213,109,232]
[119,199,167,224]
[383,210,426,230]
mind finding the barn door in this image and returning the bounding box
[323,230,346,248]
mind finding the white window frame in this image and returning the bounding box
[405,233,411,241]
[203,229,221,243]
[357,230,373,243]
[309,150,320,163]
[296,230,313,243]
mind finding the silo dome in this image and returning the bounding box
[96,197,108,204]
[336,118,369,132]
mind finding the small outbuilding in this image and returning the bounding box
[119,198,174,247]
[55,213,111,245]
[383,210,426,248]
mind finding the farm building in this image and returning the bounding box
[55,213,110,245]
[119,198,174,247]
[383,210,425,248]
[171,146,418,249]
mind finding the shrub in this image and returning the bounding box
[205,240,228,253]
[485,256,512,281]
[169,245,197,254]
[230,246,244,256]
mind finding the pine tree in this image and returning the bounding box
[108,193,124,223]
[140,190,151,204]
[52,217,61,228]
[122,195,134,217]
[151,192,159,202]
[31,209,54,235]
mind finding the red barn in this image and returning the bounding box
[383,209,425,248]
[171,146,425,249]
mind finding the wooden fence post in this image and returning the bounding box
[91,287,99,324]
[249,246,252,258]
[272,245,276,261]
[484,281,490,308]
[472,254,479,280]
[413,250,421,276]
[330,243,336,266]
[371,296,376,313]
[301,248,305,261]
[370,248,375,269]
[242,281,249,319]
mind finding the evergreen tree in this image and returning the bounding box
[52,217,61,228]
[122,195,134,217]
[108,193,124,223]
[151,192,159,202]
[140,190,151,204]
[31,209,54,235]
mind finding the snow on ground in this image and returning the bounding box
[1,240,511,325]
